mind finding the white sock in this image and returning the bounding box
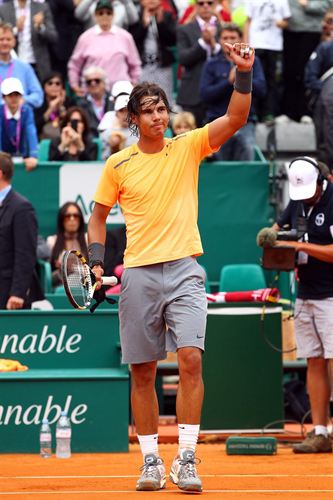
[137,433,159,458]
[314,425,328,437]
[178,423,200,454]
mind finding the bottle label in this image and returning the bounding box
[56,429,71,438]
[40,433,51,440]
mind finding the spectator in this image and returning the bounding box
[171,110,196,135]
[74,0,139,30]
[49,106,98,161]
[179,0,231,25]
[0,21,43,108]
[200,23,266,160]
[0,152,43,309]
[321,8,333,42]
[48,0,85,80]
[176,0,222,127]
[68,0,141,97]
[304,38,333,169]
[272,157,333,454]
[34,72,74,140]
[98,81,138,160]
[0,77,38,171]
[243,0,290,123]
[278,0,331,124]
[0,0,58,82]
[129,0,177,106]
[46,201,88,287]
[77,66,113,138]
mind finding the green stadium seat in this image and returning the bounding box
[219,263,266,292]
[37,139,51,162]
[37,259,53,294]
[93,137,103,160]
[164,127,173,138]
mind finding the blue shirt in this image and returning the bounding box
[200,54,267,123]
[0,104,39,158]
[0,59,43,108]
[0,184,11,204]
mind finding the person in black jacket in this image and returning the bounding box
[129,0,176,106]
[0,152,43,309]
[305,39,333,169]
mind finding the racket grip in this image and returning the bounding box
[101,276,118,286]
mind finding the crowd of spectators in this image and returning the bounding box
[2,0,333,309]
[0,0,331,167]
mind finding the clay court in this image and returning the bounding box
[2,442,333,499]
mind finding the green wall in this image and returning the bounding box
[13,158,272,283]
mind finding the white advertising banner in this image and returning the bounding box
[59,162,124,224]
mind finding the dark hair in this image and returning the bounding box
[127,82,171,136]
[42,71,64,89]
[220,22,243,38]
[60,106,90,143]
[0,152,14,181]
[51,202,88,269]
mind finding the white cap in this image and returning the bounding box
[114,94,129,111]
[1,77,24,96]
[288,157,319,200]
[111,80,133,99]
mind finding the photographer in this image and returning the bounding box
[270,156,333,454]
[49,106,97,162]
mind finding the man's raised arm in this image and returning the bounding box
[208,42,254,150]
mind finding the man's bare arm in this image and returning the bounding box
[88,202,111,246]
[208,42,254,150]
[274,240,333,263]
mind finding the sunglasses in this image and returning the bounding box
[95,9,112,15]
[46,80,61,86]
[86,78,102,85]
[64,213,80,220]
[197,1,214,5]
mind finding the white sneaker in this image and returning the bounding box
[300,115,313,124]
[275,114,292,124]
[169,449,202,492]
[136,454,166,491]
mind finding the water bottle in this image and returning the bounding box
[56,411,71,458]
[40,418,52,458]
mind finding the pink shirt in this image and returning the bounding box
[68,25,141,89]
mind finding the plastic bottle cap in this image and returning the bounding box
[42,418,49,424]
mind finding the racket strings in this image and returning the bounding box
[66,256,92,307]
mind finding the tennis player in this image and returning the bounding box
[88,41,254,492]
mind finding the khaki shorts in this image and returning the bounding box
[294,298,333,359]
[119,257,207,364]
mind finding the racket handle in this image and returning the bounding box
[101,276,118,286]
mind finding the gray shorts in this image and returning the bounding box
[119,257,207,364]
[294,298,333,359]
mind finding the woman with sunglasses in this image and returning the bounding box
[77,66,113,137]
[34,72,74,140]
[49,106,98,161]
[47,202,88,288]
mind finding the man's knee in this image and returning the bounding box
[178,347,202,379]
[131,361,157,389]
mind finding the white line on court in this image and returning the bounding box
[3,474,333,479]
[2,490,333,495]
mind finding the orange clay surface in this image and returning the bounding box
[1,443,333,499]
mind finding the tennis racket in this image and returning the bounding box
[61,250,117,310]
